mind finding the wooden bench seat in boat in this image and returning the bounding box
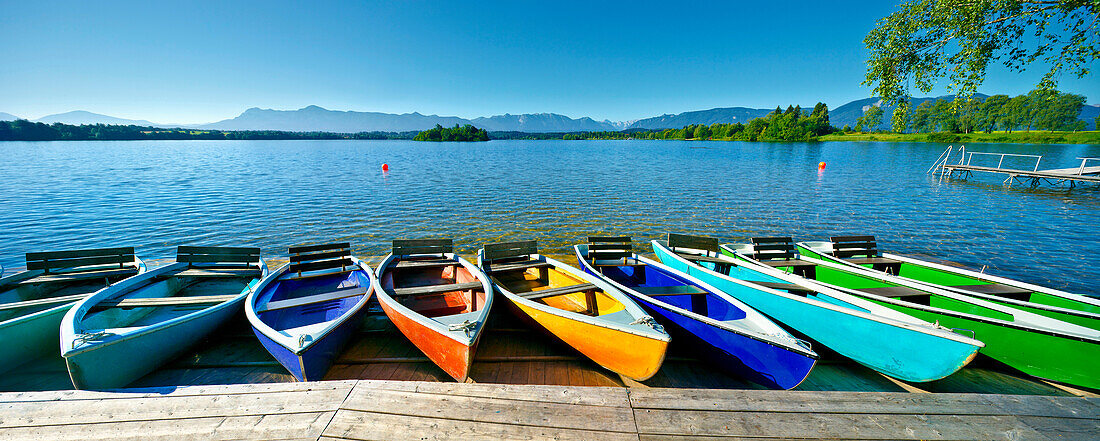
[519,283,598,300]
[486,260,552,273]
[90,294,241,311]
[634,285,708,297]
[586,236,646,267]
[482,240,551,283]
[751,237,817,278]
[285,243,354,280]
[173,245,264,278]
[391,281,483,297]
[256,286,369,313]
[18,267,139,285]
[161,267,263,279]
[674,252,729,265]
[750,281,816,294]
[951,283,1033,296]
[855,285,930,299]
[15,247,140,286]
[830,236,902,273]
[0,293,90,312]
[393,259,459,270]
[760,259,818,269]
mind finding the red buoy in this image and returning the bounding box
[382,163,389,172]
[818,162,826,169]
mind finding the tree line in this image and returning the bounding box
[413,124,489,142]
[856,90,1089,134]
[0,120,416,141]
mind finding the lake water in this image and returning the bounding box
[1,139,1098,295]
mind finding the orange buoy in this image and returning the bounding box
[382,163,389,172]
[818,162,826,169]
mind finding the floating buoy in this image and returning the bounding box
[818,162,826,169]
[382,163,389,172]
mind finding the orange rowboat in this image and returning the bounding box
[477,240,669,381]
[373,239,493,382]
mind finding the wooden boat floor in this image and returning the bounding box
[952,283,1034,296]
[86,278,249,327]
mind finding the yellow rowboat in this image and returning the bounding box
[478,240,669,381]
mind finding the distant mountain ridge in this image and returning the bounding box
[0,112,20,121]
[5,94,1097,132]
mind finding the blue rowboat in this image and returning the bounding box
[574,237,816,390]
[61,246,265,389]
[653,234,984,382]
[1,247,146,374]
[246,243,374,382]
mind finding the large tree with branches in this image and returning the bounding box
[864,0,1099,106]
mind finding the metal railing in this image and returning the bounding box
[1075,157,1100,175]
[965,151,1042,171]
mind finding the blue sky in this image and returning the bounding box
[2,0,1097,123]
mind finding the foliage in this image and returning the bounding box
[856,106,885,132]
[864,0,1100,107]
[818,130,1100,144]
[897,90,1086,134]
[0,120,415,141]
[413,124,489,142]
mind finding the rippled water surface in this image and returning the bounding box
[1,139,1098,295]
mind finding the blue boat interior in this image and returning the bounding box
[81,276,249,332]
[256,270,369,333]
[597,262,746,322]
[0,278,113,322]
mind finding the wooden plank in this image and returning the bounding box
[288,248,350,263]
[750,237,794,245]
[288,243,350,254]
[165,267,262,278]
[633,408,1050,439]
[667,233,719,252]
[588,236,632,243]
[288,257,353,274]
[17,267,138,285]
[0,412,336,441]
[0,293,89,311]
[177,253,259,264]
[0,380,357,404]
[519,283,597,300]
[25,247,134,261]
[483,240,538,261]
[393,259,458,269]
[26,254,132,271]
[177,246,261,255]
[323,408,639,441]
[634,285,708,296]
[391,281,482,297]
[486,260,551,273]
[387,381,632,407]
[831,235,877,243]
[258,287,368,313]
[393,239,454,256]
[90,294,240,311]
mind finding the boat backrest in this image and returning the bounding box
[287,242,352,276]
[482,240,538,263]
[392,239,453,257]
[177,246,262,268]
[586,236,632,261]
[667,233,719,256]
[829,235,880,258]
[26,247,136,274]
[750,237,797,261]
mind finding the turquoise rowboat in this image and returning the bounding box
[61,246,266,389]
[652,234,983,382]
[0,247,146,374]
[799,236,1100,331]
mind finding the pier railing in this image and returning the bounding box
[1075,157,1100,176]
[965,151,1042,171]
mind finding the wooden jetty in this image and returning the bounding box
[1,379,1097,440]
[930,147,1100,187]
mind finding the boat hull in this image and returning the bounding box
[252,305,367,382]
[653,244,979,382]
[0,303,74,373]
[378,298,475,381]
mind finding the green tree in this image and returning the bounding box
[857,106,884,132]
[891,101,909,133]
[864,1,1099,107]
[1094,115,1100,131]
[693,124,711,139]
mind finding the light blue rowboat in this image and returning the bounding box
[0,247,146,374]
[652,235,983,382]
[61,246,266,389]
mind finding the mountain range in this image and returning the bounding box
[8,96,1099,132]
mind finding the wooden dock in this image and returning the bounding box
[1,379,1097,440]
[930,149,1100,187]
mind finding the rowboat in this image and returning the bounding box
[373,239,493,382]
[574,236,816,389]
[247,243,374,382]
[477,240,669,381]
[61,246,265,389]
[798,236,1100,331]
[1,247,146,374]
[653,234,983,382]
[722,237,1100,389]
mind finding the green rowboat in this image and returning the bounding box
[798,236,1100,331]
[722,238,1100,390]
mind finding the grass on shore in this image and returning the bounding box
[818,131,1100,145]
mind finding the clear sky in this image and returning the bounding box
[2,0,1097,124]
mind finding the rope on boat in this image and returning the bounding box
[448,320,477,337]
[630,315,664,332]
[72,331,115,349]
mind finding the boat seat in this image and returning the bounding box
[17,267,139,286]
[257,286,368,313]
[844,257,901,265]
[163,267,263,279]
[855,285,929,299]
[0,293,89,312]
[519,283,598,300]
[760,259,817,268]
[751,281,815,294]
[391,281,483,297]
[91,294,241,311]
[674,252,730,265]
[393,259,459,270]
[634,285,708,297]
[487,260,552,273]
[952,283,1033,296]
[592,257,646,268]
